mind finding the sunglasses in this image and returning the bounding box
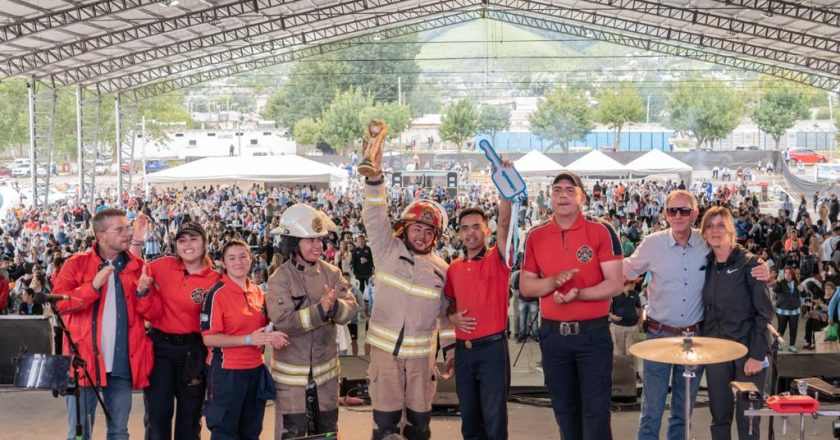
[666,207,692,217]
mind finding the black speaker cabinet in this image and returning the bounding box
[0,316,54,384]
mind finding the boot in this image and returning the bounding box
[372,409,402,440]
[403,408,431,440]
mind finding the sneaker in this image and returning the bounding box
[516,336,526,343]
[788,346,798,353]
[802,343,815,350]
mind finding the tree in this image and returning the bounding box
[261,35,422,129]
[477,105,511,143]
[666,78,744,150]
[751,79,810,150]
[319,88,373,153]
[596,82,644,150]
[439,99,479,154]
[262,57,352,130]
[292,118,321,147]
[359,101,412,142]
[528,87,593,152]
[138,92,194,144]
[0,78,30,156]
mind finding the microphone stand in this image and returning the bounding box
[47,300,111,440]
[767,336,782,440]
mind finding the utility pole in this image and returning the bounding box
[397,77,402,106]
[646,95,651,124]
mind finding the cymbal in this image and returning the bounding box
[629,336,748,365]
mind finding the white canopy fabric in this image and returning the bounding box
[513,150,565,177]
[565,150,628,176]
[626,149,693,183]
[145,155,348,187]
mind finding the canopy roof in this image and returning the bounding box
[625,149,692,174]
[145,155,347,185]
[513,150,564,177]
[565,150,628,176]
[1,0,839,97]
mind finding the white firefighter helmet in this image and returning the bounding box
[277,203,336,238]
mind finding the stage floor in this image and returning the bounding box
[1,387,838,439]
[3,336,839,439]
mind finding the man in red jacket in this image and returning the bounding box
[53,208,153,440]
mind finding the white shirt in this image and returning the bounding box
[100,263,117,373]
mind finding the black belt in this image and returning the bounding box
[541,316,609,336]
[150,328,202,345]
[456,332,505,349]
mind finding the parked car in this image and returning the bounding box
[11,163,30,177]
[0,166,11,176]
[145,159,167,172]
[95,160,110,175]
[789,148,828,164]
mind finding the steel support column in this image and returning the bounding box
[115,93,137,201]
[76,86,100,212]
[27,78,55,211]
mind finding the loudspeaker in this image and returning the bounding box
[612,354,637,401]
[0,316,54,384]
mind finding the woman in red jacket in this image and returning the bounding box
[200,239,288,440]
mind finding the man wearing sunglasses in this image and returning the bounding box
[624,190,769,440]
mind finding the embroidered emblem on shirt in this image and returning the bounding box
[726,268,739,274]
[190,288,207,303]
[576,245,594,263]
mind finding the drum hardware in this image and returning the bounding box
[630,335,748,440]
[731,381,761,436]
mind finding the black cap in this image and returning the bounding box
[175,221,207,241]
[552,171,584,188]
[1,253,12,262]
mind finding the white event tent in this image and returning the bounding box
[513,150,565,177]
[625,149,693,183]
[145,155,348,188]
[565,150,628,177]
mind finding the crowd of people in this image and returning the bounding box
[0,151,839,440]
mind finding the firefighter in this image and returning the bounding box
[266,203,358,439]
[362,151,456,440]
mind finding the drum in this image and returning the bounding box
[13,354,70,390]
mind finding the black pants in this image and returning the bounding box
[144,335,205,440]
[203,358,266,440]
[776,313,799,346]
[805,318,828,344]
[455,337,510,440]
[539,324,613,440]
[706,356,766,440]
[356,276,370,294]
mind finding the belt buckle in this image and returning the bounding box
[560,322,580,336]
[465,340,473,349]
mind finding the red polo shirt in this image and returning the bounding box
[200,276,267,369]
[138,256,222,334]
[444,246,511,340]
[522,213,622,321]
